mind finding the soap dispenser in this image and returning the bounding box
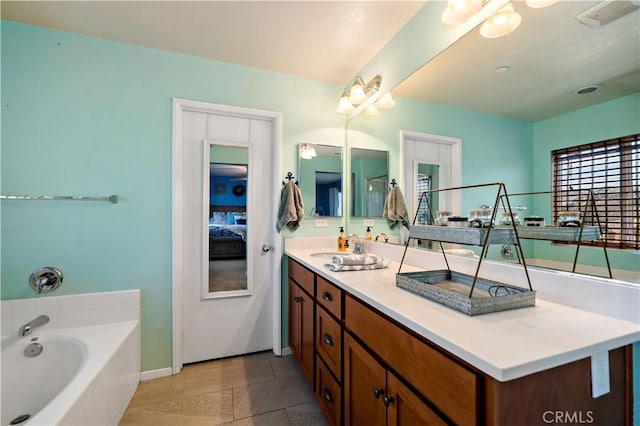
[365,226,372,241]
[338,226,347,252]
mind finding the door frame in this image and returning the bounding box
[400,130,461,243]
[172,98,282,374]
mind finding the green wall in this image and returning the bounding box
[531,93,640,273]
[1,20,345,371]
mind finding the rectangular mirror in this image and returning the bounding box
[298,143,343,217]
[350,148,389,218]
[206,144,249,296]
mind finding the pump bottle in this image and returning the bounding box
[338,226,347,252]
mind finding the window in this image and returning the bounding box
[416,174,432,225]
[552,134,639,250]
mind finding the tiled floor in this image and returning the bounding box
[120,351,328,426]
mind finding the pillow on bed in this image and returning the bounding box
[234,214,247,225]
[225,213,239,225]
[210,212,226,225]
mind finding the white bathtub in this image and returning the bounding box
[1,321,140,426]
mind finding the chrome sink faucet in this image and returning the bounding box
[19,314,50,336]
[375,233,389,243]
[347,233,365,254]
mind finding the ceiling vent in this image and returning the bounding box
[576,0,640,28]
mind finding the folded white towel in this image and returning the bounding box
[276,181,305,232]
[324,258,391,272]
[383,187,410,230]
[331,253,383,266]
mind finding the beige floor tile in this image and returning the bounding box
[125,375,185,409]
[182,357,276,398]
[286,403,328,426]
[220,409,290,426]
[121,390,234,426]
[233,374,315,419]
[270,354,299,378]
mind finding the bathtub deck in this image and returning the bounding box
[120,351,327,425]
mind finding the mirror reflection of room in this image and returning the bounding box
[350,148,389,218]
[298,143,343,217]
[208,145,248,294]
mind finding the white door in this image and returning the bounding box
[173,99,280,367]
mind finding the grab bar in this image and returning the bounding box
[0,194,119,204]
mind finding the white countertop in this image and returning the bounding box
[285,241,640,382]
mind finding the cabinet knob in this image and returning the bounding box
[322,291,333,302]
[383,395,394,407]
[322,333,334,346]
[294,296,302,303]
[323,387,334,404]
[373,387,382,399]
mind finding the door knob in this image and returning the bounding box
[262,244,272,252]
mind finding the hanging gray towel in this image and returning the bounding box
[276,181,305,232]
[383,186,410,229]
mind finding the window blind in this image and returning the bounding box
[551,133,639,250]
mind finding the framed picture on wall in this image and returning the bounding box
[232,184,245,196]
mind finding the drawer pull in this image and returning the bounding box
[294,296,302,303]
[323,387,334,404]
[383,395,394,407]
[322,291,333,302]
[373,387,382,399]
[322,333,334,346]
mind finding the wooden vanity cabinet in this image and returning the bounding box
[287,259,315,388]
[315,276,344,425]
[344,333,445,426]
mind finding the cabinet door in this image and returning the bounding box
[387,372,446,426]
[288,279,301,357]
[289,279,315,388]
[344,334,386,426]
[299,287,315,389]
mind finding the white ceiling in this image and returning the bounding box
[2,1,639,122]
[0,1,424,85]
[394,1,640,121]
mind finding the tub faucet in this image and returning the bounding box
[347,233,365,254]
[19,314,49,336]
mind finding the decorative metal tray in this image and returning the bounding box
[408,225,517,245]
[396,270,535,316]
[512,225,601,241]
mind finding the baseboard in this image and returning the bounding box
[281,347,293,356]
[141,367,173,381]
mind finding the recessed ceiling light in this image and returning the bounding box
[575,84,602,95]
[495,66,510,73]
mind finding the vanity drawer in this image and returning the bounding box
[344,295,477,426]
[316,305,342,377]
[316,276,342,319]
[317,356,342,426]
[288,258,314,296]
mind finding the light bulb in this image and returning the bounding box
[480,3,522,38]
[525,0,559,8]
[336,92,355,114]
[441,0,482,25]
[349,82,367,105]
[375,92,395,110]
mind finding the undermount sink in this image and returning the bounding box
[310,252,343,259]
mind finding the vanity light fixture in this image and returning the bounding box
[375,92,396,110]
[442,0,557,39]
[336,74,384,114]
[299,144,317,160]
[363,104,379,117]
